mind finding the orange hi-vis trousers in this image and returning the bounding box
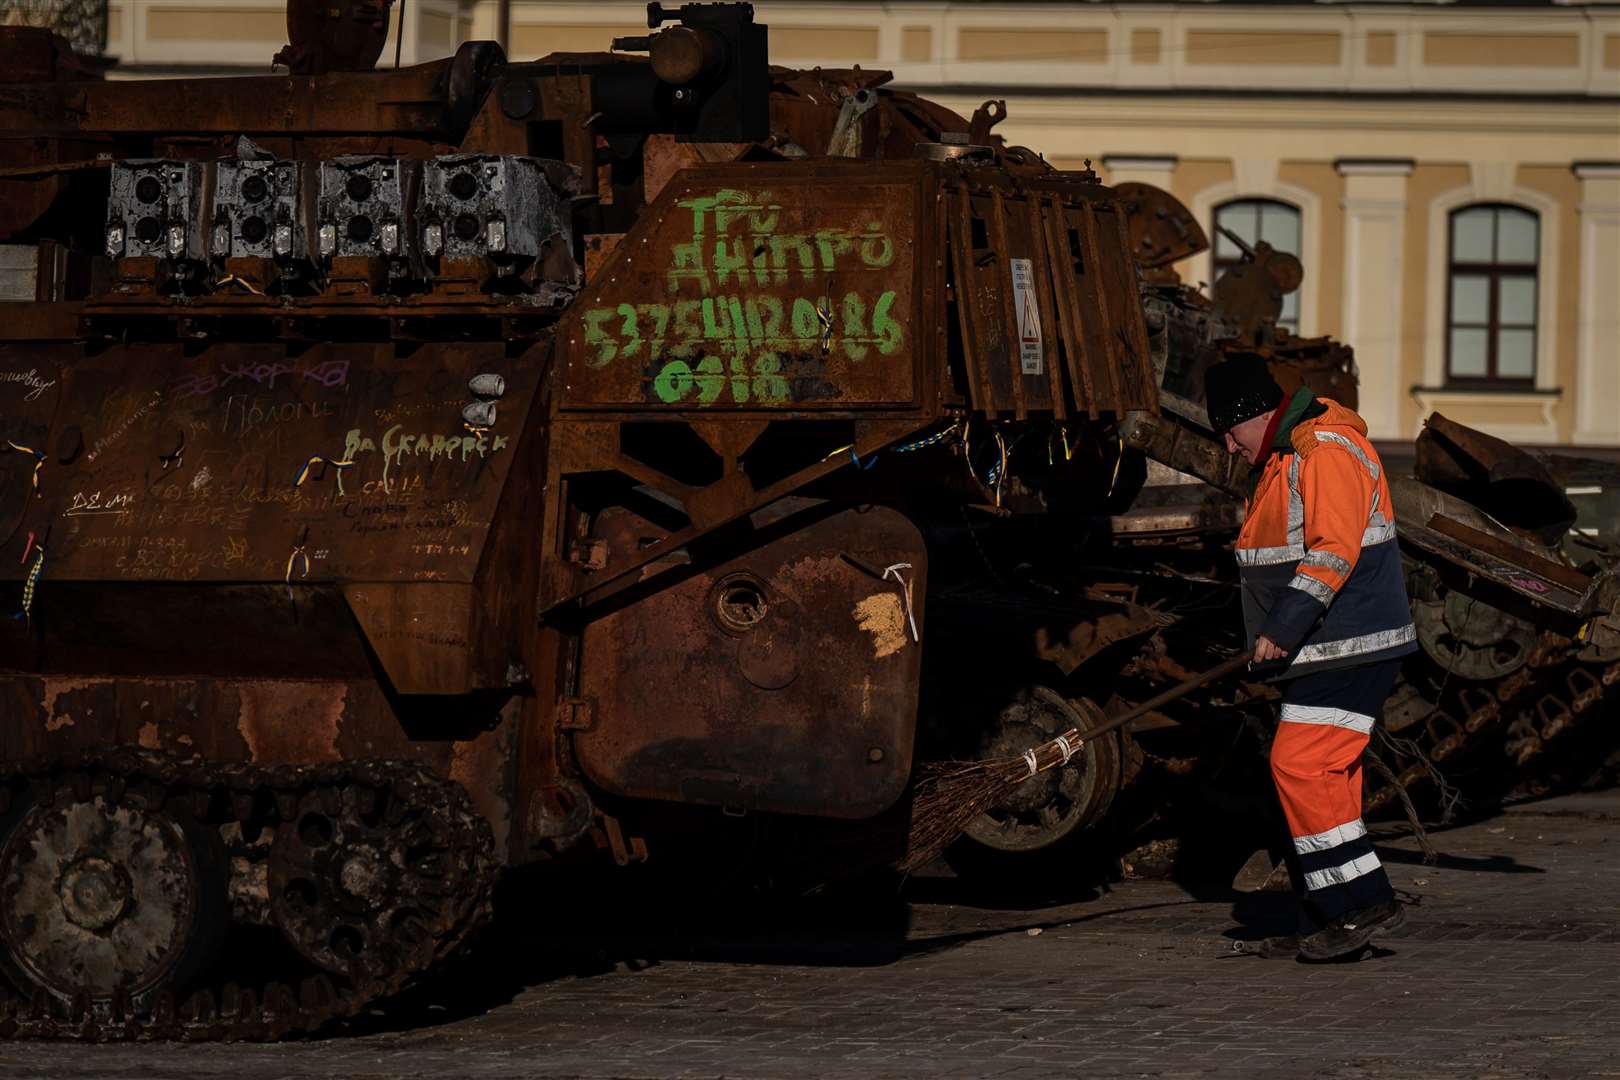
[1271,659,1401,925]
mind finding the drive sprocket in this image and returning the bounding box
[0,749,497,1041]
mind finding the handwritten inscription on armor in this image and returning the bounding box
[0,368,56,402]
[578,188,907,406]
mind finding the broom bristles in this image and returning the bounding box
[898,749,1069,874]
[895,653,1254,875]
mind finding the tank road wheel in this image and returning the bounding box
[0,792,225,1012]
[946,687,1121,884]
[268,776,485,986]
[1415,591,1536,681]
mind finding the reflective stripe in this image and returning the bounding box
[1301,550,1352,577]
[1315,431,1381,481]
[1304,851,1382,893]
[1362,520,1397,546]
[1286,454,1305,548]
[1279,703,1375,734]
[1291,624,1417,667]
[1237,543,1305,566]
[1292,818,1369,855]
[1289,573,1337,605]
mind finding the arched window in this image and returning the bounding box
[1213,198,1302,333]
[1446,204,1538,384]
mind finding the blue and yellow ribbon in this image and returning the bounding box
[7,441,43,496]
[294,454,354,496]
[293,454,354,487]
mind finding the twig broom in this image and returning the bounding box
[898,650,1256,874]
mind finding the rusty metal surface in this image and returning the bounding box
[0,341,537,584]
[573,504,924,818]
[949,171,1156,420]
[1425,514,1587,599]
[1113,182,1207,273]
[0,63,456,137]
[0,338,546,694]
[558,162,927,412]
[1120,410,1248,497]
[275,0,394,74]
[1262,335,1359,411]
[0,673,511,776]
[1417,412,1577,546]
[767,68,976,164]
[1032,604,1161,676]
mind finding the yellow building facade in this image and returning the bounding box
[93,0,1620,447]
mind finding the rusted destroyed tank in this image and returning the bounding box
[0,2,1186,1038]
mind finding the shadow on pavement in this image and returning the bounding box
[1379,846,1545,874]
[344,862,1219,1037]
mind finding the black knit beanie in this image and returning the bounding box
[1203,356,1284,435]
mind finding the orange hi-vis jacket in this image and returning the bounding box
[1236,396,1417,679]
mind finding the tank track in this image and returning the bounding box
[1367,634,1620,817]
[0,748,498,1042]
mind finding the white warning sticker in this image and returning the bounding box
[1010,257,1043,376]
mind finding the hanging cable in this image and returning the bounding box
[882,562,920,644]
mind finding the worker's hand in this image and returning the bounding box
[1252,636,1289,663]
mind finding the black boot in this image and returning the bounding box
[1297,899,1405,961]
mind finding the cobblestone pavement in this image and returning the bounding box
[5,788,1620,1080]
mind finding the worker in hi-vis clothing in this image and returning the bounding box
[1204,355,1418,961]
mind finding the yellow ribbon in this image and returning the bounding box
[1048,424,1072,466]
[284,545,309,601]
[213,273,265,296]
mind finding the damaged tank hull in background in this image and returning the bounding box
[1092,180,1620,837]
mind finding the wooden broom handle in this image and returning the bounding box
[1055,650,1256,748]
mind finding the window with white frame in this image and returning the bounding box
[1446,204,1539,385]
[1213,198,1301,333]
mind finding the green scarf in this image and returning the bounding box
[1246,386,1323,496]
